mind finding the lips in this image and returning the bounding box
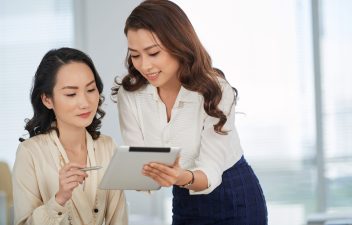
[145,71,160,81]
[78,112,91,118]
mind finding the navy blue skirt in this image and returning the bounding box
[172,156,267,225]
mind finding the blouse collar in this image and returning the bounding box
[141,84,200,105]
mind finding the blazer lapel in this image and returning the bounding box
[86,132,98,204]
[49,130,95,224]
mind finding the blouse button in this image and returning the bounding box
[58,212,62,216]
[94,208,99,213]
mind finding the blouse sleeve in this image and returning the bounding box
[190,80,238,195]
[12,143,68,225]
[117,86,145,146]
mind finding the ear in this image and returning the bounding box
[41,94,54,110]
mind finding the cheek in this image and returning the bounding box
[131,58,141,69]
[165,62,179,76]
[51,100,72,116]
[91,93,100,108]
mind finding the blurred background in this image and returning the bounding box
[0,0,351,224]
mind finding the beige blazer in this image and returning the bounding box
[12,131,128,225]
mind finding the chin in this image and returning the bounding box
[79,120,94,128]
[149,80,162,88]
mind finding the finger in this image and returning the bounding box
[148,173,174,186]
[64,174,85,184]
[153,172,175,186]
[173,156,180,166]
[60,163,86,173]
[149,163,178,177]
[65,170,88,179]
[66,181,80,191]
[143,166,175,186]
[59,178,81,192]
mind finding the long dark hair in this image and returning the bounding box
[111,0,237,134]
[22,47,105,141]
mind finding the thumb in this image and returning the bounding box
[173,156,180,167]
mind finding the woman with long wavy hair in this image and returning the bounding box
[112,1,267,224]
[13,47,127,225]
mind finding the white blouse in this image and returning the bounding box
[117,78,243,194]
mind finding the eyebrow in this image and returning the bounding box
[61,80,96,90]
[128,44,159,52]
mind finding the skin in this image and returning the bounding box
[127,29,209,191]
[41,62,100,205]
[127,29,181,122]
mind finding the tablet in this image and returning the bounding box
[99,146,181,190]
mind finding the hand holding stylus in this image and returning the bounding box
[55,163,88,206]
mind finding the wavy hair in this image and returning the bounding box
[111,0,237,134]
[22,47,105,141]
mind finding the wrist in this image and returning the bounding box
[178,170,194,188]
[55,193,67,206]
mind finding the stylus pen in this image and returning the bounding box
[80,166,102,172]
[80,166,102,191]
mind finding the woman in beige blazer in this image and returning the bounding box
[12,48,128,225]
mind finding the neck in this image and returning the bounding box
[158,84,181,106]
[57,125,87,153]
[158,80,181,101]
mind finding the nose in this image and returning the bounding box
[78,93,89,109]
[140,56,152,73]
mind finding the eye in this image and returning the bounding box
[88,88,96,93]
[131,55,140,59]
[149,52,160,57]
[65,93,76,97]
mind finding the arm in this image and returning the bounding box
[143,158,209,191]
[190,81,238,194]
[12,144,67,225]
[117,87,144,146]
[13,144,88,225]
[144,81,238,194]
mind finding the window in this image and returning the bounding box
[170,0,352,224]
[0,0,74,167]
[321,0,352,213]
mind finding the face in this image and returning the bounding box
[42,62,100,131]
[127,29,181,90]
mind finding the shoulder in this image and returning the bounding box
[117,83,153,106]
[119,83,150,95]
[14,133,53,172]
[95,134,114,145]
[93,134,118,161]
[216,76,232,89]
[94,134,117,151]
[18,133,52,154]
[216,77,235,99]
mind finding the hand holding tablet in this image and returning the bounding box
[99,146,181,190]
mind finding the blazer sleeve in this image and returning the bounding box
[12,143,68,225]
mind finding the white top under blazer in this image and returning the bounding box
[117,77,243,194]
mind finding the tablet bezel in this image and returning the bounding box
[99,146,181,190]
